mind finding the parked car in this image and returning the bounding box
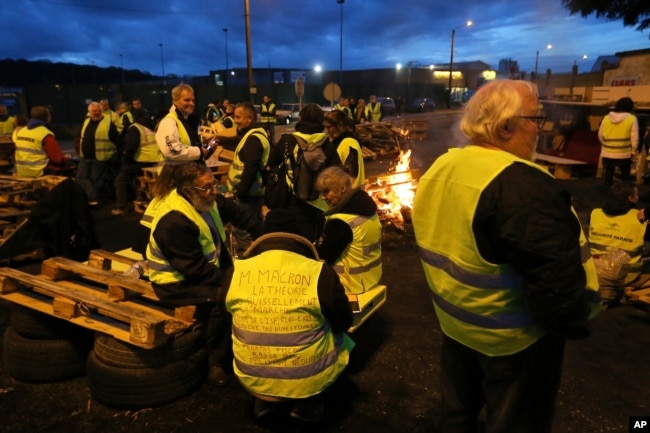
[275,103,301,124]
[375,97,396,115]
[407,98,436,113]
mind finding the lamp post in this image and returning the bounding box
[534,44,552,78]
[159,43,165,84]
[337,0,344,87]
[223,28,229,98]
[119,53,124,85]
[244,0,255,104]
[448,20,472,109]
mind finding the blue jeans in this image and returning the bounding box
[76,158,110,202]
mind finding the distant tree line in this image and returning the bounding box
[0,59,160,87]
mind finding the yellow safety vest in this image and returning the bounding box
[165,109,192,147]
[117,111,134,134]
[284,132,330,211]
[367,102,382,122]
[412,145,600,356]
[600,115,635,154]
[328,212,382,294]
[14,125,51,177]
[227,128,270,197]
[226,245,355,399]
[146,189,226,285]
[336,137,366,189]
[589,208,646,283]
[81,116,115,161]
[0,116,14,134]
[334,105,352,119]
[260,103,276,124]
[131,124,164,163]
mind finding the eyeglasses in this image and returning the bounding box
[192,180,218,193]
[515,116,547,129]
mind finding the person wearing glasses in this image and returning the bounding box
[145,161,262,388]
[412,79,600,433]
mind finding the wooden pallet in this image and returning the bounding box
[347,284,387,332]
[0,256,196,348]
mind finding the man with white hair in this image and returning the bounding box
[412,79,601,433]
[77,101,120,205]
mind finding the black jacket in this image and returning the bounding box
[150,194,262,307]
[474,162,592,338]
[317,188,377,264]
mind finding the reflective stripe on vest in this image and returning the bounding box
[329,213,382,294]
[227,128,270,196]
[260,103,276,124]
[600,115,635,153]
[14,125,51,177]
[131,124,164,163]
[226,248,354,398]
[81,115,115,161]
[367,102,381,122]
[412,145,600,356]
[336,137,366,189]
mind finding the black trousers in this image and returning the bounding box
[438,333,565,433]
[194,303,233,371]
[602,157,632,186]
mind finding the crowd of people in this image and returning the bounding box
[6,79,650,430]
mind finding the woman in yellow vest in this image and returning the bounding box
[324,109,365,189]
[226,208,354,422]
[589,182,650,307]
[598,96,639,187]
[315,166,381,294]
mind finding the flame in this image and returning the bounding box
[368,150,417,224]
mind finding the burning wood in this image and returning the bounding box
[365,150,419,232]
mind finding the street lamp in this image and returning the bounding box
[244,0,255,104]
[534,44,552,78]
[448,20,472,109]
[119,53,124,85]
[223,28,229,98]
[337,0,344,87]
[159,43,165,84]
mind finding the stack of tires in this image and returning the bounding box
[3,306,93,383]
[86,326,208,409]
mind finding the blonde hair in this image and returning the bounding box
[460,79,538,144]
[316,166,352,193]
[171,83,194,102]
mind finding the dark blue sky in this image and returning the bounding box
[4,0,648,77]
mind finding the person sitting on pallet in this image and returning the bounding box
[145,161,262,387]
[315,166,382,295]
[14,106,77,178]
[590,182,650,308]
[226,208,354,423]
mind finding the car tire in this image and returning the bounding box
[10,305,93,340]
[3,326,91,383]
[87,348,207,409]
[92,327,204,369]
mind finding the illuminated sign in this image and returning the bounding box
[609,76,639,86]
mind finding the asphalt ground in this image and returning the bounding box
[1,111,649,433]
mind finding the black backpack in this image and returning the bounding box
[288,134,328,202]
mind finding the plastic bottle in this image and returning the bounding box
[122,261,147,279]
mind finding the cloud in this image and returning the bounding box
[1,0,647,78]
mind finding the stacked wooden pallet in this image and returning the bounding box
[401,119,429,140]
[0,250,196,349]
